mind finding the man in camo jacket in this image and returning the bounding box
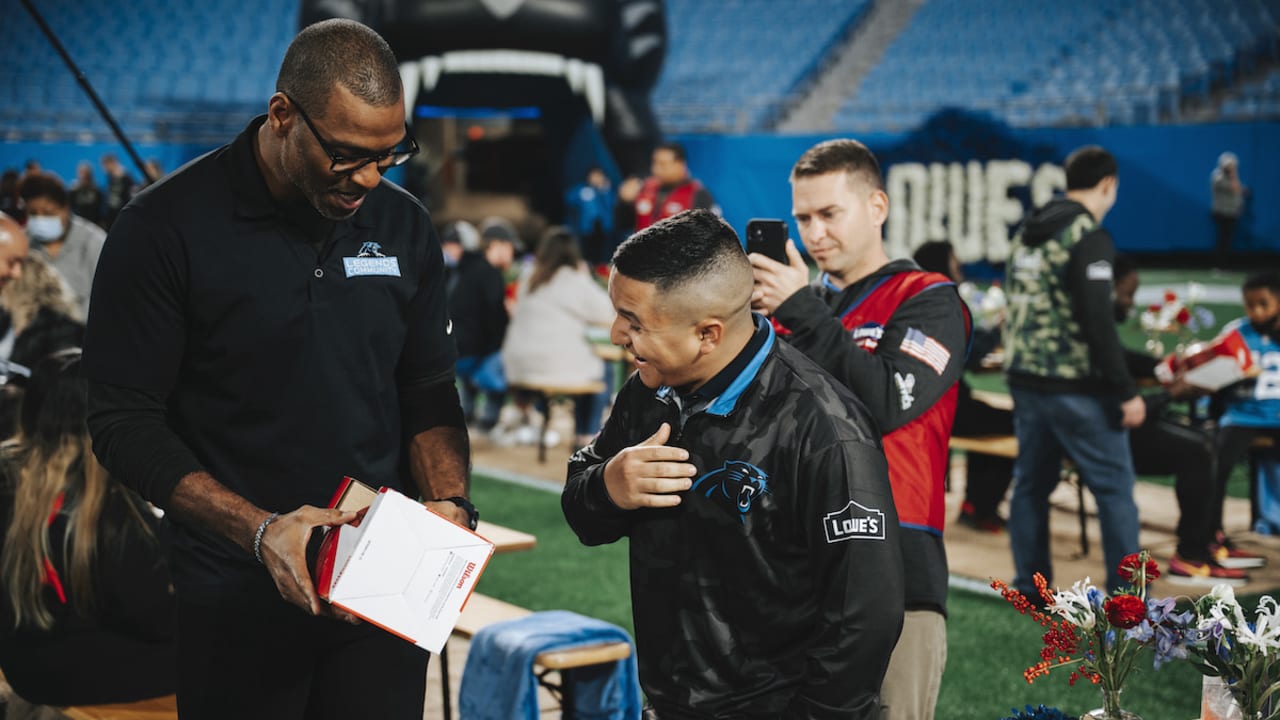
[1003,145,1145,597]
[563,209,903,719]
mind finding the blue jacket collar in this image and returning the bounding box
[655,314,775,417]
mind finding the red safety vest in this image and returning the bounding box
[634,178,703,230]
[784,271,964,534]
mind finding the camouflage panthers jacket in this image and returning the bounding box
[1004,198,1138,400]
[563,317,904,719]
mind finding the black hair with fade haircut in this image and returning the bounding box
[1064,145,1118,191]
[1243,270,1280,296]
[655,141,687,163]
[18,173,68,208]
[791,138,884,192]
[612,209,748,294]
[1113,253,1138,282]
[911,240,956,280]
[276,19,402,117]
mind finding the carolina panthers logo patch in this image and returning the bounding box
[357,241,387,258]
[691,461,770,523]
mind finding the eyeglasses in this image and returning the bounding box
[284,93,419,176]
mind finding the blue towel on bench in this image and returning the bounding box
[459,610,641,720]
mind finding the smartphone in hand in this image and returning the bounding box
[746,218,789,264]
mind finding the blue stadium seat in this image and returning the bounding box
[1,0,301,142]
[830,0,1277,132]
[652,0,871,133]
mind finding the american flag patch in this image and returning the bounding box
[899,328,951,375]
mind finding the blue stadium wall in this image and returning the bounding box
[676,117,1280,260]
[3,116,1276,258]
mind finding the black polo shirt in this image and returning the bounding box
[83,116,457,600]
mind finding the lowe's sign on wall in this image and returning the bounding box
[677,111,1280,262]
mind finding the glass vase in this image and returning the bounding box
[1083,687,1143,720]
[1201,675,1243,720]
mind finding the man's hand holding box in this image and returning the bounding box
[315,480,494,653]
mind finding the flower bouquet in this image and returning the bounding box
[992,552,1196,720]
[1188,584,1280,720]
[1138,285,1215,358]
[958,280,1007,331]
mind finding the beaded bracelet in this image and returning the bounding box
[252,512,281,565]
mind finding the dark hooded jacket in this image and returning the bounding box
[1004,198,1137,401]
[563,317,903,719]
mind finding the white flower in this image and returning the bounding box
[1187,282,1206,302]
[1140,310,1160,332]
[1239,596,1280,652]
[1052,578,1098,630]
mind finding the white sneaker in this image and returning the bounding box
[512,425,539,446]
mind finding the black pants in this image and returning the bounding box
[953,385,1015,517]
[1213,211,1238,257]
[1216,426,1280,531]
[1130,415,1216,560]
[176,596,428,720]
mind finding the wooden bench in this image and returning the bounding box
[477,520,537,554]
[62,696,178,720]
[507,381,608,462]
[438,593,632,720]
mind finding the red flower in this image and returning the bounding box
[1176,307,1191,325]
[1164,290,1178,303]
[1147,304,1161,313]
[1117,553,1160,582]
[1104,594,1147,629]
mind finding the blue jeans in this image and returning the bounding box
[1009,387,1140,595]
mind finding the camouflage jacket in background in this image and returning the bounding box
[1003,199,1138,400]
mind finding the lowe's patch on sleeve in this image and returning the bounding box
[1085,260,1113,281]
[824,500,886,543]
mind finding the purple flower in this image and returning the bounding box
[1153,625,1191,669]
[1125,620,1154,643]
[1147,597,1176,623]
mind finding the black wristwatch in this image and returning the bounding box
[440,496,479,530]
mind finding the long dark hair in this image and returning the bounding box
[527,227,583,294]
[1,350,148,629]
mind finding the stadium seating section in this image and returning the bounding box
[650,0,871,133]
[834,0,1279,133]
[1,0,298,143]
[1,0,1276,142]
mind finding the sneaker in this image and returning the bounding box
[955,502,1005,534]
[1211,533,1267,569]
[1167,554,1248,586]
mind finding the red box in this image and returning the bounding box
[1153,329,1257,391]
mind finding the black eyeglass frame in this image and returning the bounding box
[283,93,419,176]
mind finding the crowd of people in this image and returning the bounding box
[0,16,1276,720]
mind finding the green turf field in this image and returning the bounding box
[470,472,1217,720]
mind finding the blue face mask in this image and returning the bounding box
[26,215,65,243]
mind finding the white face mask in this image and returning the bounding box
[26,215,65,243]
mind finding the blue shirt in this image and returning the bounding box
[1221,318,1280,428]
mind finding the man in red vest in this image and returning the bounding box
[618,142,719,231]
[749,139,969,720]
